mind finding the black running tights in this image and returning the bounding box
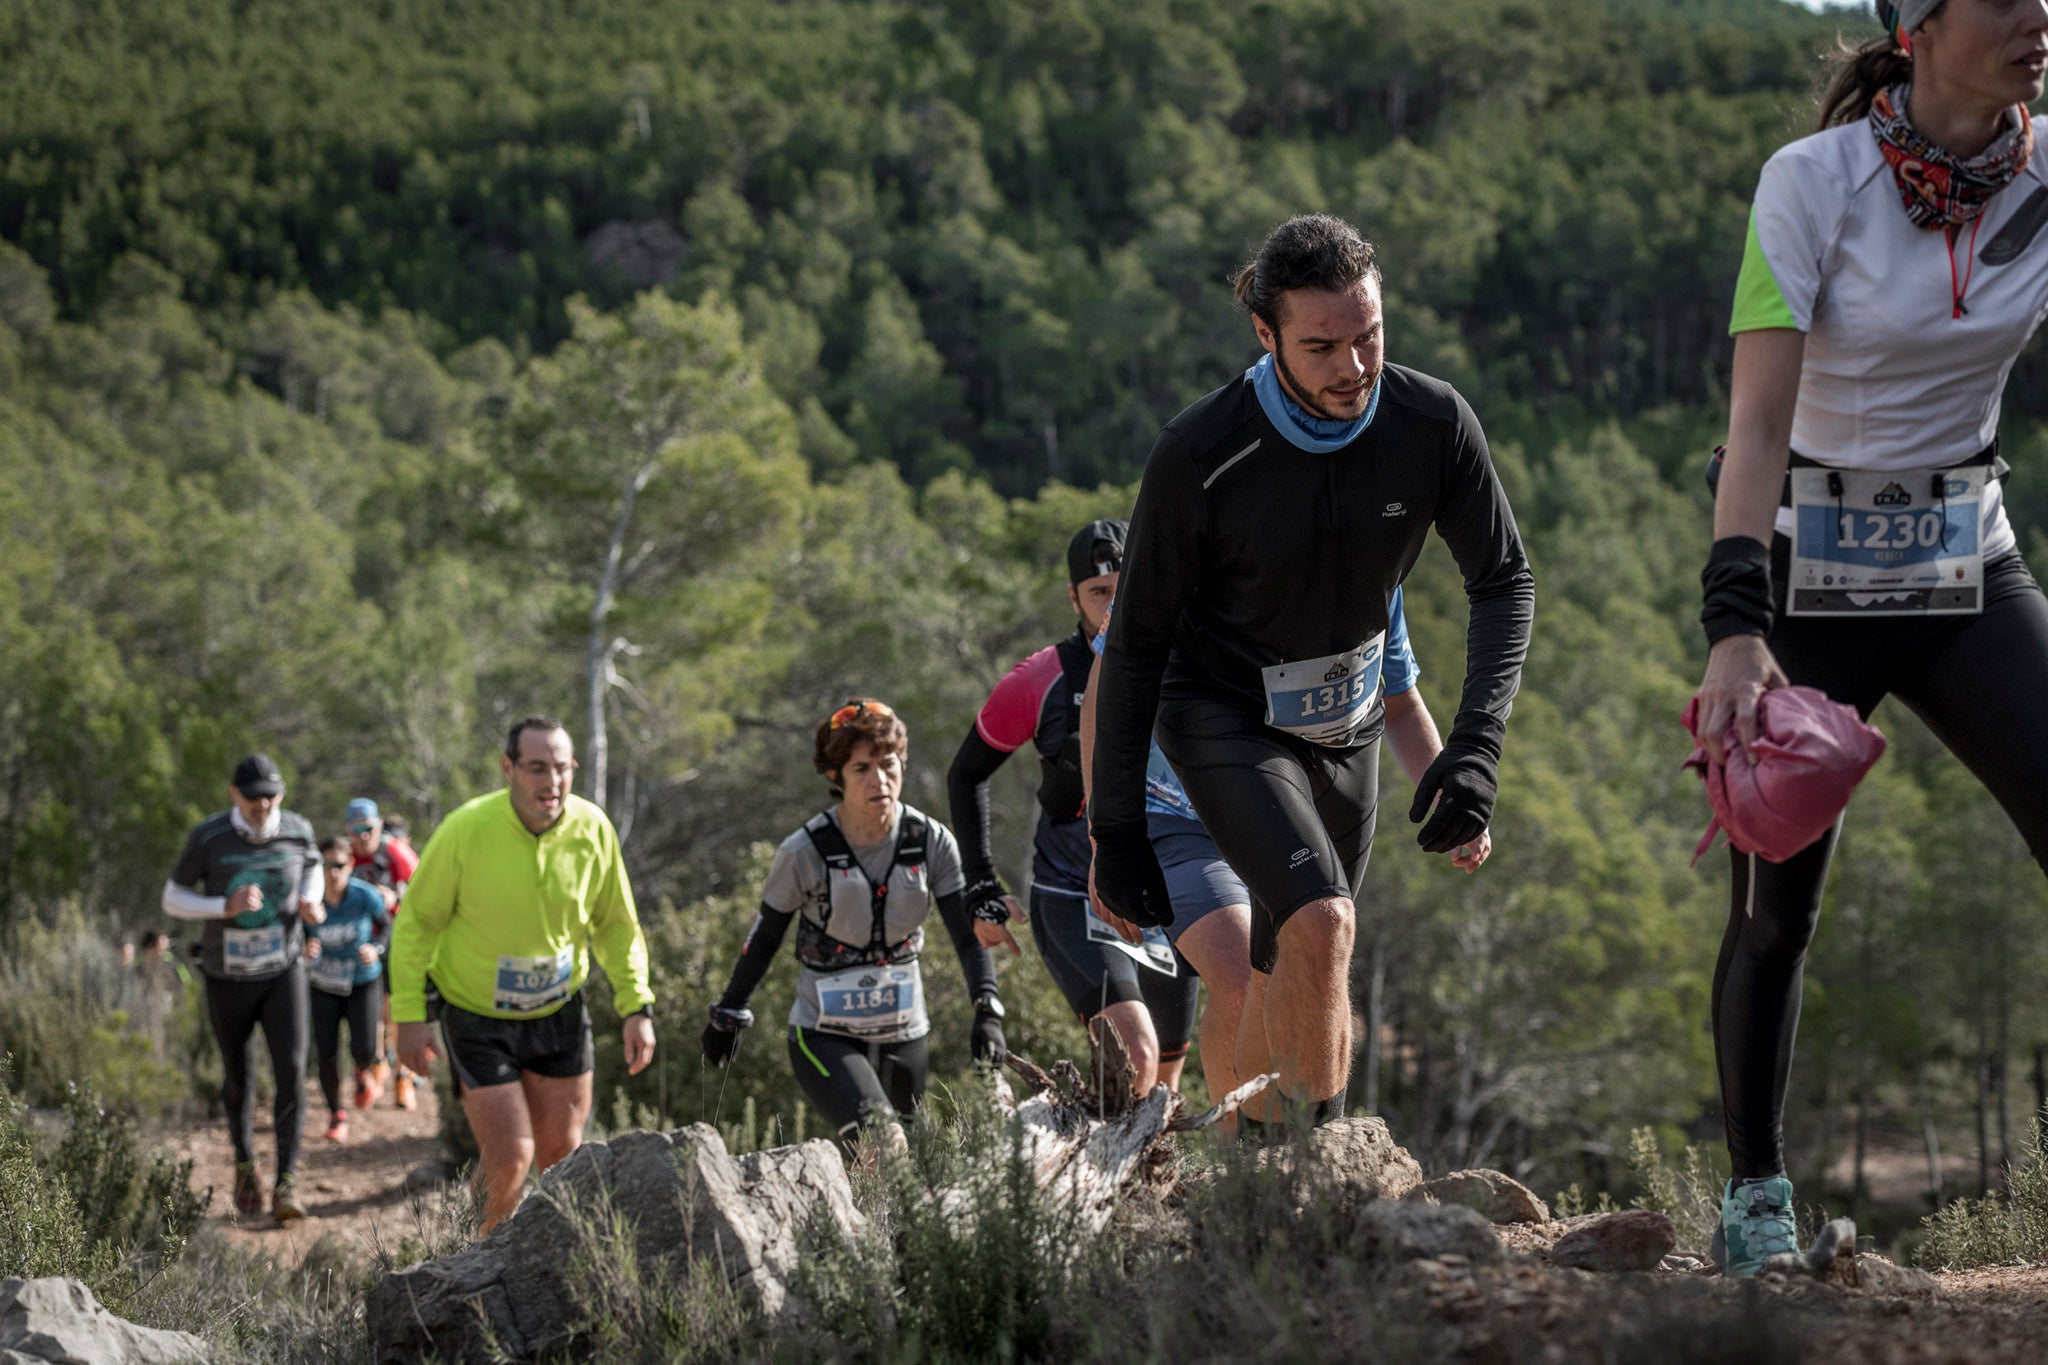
[311,978,382,1114]
[206,963,309,1175]
[1716,550,2048,1179]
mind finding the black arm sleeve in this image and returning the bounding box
[369,903,393,951]
[933,888,999,1004]
[1093,429,1201,834]
[715,904,795,1012]
[1432,394,1536,764]
[946,727,1012,885]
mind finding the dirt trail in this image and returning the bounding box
[164,1074,453,1265]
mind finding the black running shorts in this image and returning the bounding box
[1155,692,1379,973]
[438,989,594,1093]
[1028,888,1200,1056]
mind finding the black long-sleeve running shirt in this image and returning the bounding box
[1092,362,1535,833]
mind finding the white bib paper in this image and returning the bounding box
[1084,901,1179,976]
[1261,637,1384,746]
[221,923,288,978]
[1787,465,1987,616]
[813,961,924,1036]
[309,945,358,996]
[493,948,574,1014]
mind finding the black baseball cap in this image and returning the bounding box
[231,753,283,797]
[1067,519,1128,585]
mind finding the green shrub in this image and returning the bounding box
[1624,1125,1728,1254]
[0,912,213,1117]
[1918,1128,2048,1270]
[0,1070,204,1310]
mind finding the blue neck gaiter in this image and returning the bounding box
[1248,352,1380,453]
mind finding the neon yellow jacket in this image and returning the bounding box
[388,790,654,1023]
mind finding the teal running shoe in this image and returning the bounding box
[1710,1175,1799,1277]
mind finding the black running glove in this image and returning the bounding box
[701,1005,753,1068]
[964,874,1012,924]
[1409,747,1497,853]
[971,1004,1007,1066]
[1090,823,1174,929]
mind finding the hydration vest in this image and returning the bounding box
[794,809,932,970]
[1035,633,1096,823]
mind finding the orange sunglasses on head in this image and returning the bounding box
[828,699,895,730]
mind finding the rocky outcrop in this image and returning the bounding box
[0,1277,208,1364]
[1260,1117,1426,1201]
[1359,1200,1506,1266]
[367,1125,860,1365]
[1415,1169,1551,1224]
[1548,1210,1679,1273]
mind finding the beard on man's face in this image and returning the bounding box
[1274,341,1377,423]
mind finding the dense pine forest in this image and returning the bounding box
[4,0,2047,1239]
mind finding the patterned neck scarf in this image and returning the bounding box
[1870,83,2033,230]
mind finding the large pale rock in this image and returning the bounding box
[1356,1200,1505,1265]
[367,1125,861,1365]
[1260,1117,1425,1201]
[1414,1169,1551,1224]
[0,1277,209,1364]
[1548,1210,1678,1273]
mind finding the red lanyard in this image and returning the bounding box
[1947,217,1983,320]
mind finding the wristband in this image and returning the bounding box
[1701,536,1774,645]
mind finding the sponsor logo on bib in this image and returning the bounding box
[1873,482,1911,507]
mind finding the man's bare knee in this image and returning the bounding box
[1279,897,1355,962]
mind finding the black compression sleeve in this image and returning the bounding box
[1093,429,1198,833]
[1433,393,1536,764]
[715,904,795,1012]
[946,727,1011,884]
[1701,536,1774,644]
[933,888,999,1003]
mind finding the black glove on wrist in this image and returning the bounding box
[1408,746,1498,854]
[701,1004,753,1068]
[701,1023,740,1067]
[1090,823,1174,929]
[964,873,1012,924]
[971,1005,1007,1065]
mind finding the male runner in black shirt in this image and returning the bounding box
[1090,213,1534,1128]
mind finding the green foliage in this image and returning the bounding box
[0,1070,205,1311]
[1626,1124,1729,1254]
[0,0,1862,490]
[1918,1127,2048,1270]
[0,913,210,1115]
[550,1181,750,1365]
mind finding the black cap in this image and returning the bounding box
[1067,519,1128,585]
[231,753,283,797]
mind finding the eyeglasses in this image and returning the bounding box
[323,861,352,872]
[348,823,376,835]
[828,699,894,730]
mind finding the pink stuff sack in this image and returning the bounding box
[1681,685,1887,865]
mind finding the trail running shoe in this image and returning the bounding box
[394,1069,417,1110]
[232,1161,264,1219]
[325,1111,349,1142]
[354,1067,383,1110]
[272,1173,306,1226]
[1710,1175,1799,1277]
